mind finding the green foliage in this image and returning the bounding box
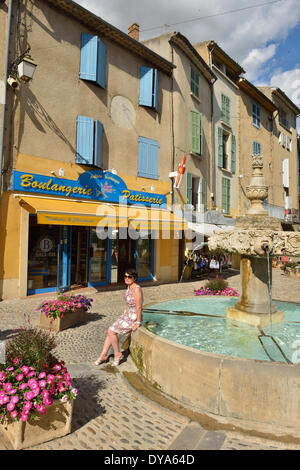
[280,262,299,272]
[205,278,228,293]
[5,324,58,371]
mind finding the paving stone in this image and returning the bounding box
[168,422,206,450]
[196,431,227,450]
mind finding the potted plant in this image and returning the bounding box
[0,322,77,449]
[38,293,93,332]
[194,277,239,297]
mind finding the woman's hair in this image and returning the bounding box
[125,268,138,280]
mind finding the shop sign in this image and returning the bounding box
[13,170,167,208]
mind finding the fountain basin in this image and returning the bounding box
[130,299,300,440]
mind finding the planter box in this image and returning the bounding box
[39,308,87,332]
[0,400,73,450]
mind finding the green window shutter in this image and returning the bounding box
[191,111,201,154]
[200,177,207,212]
[231,134,236,174]
[221,94,230,124]
[199,113,203,156]
[186,172,193,205]
[222,178,230,214]
[217,127,223,167]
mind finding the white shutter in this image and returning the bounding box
[282,158,289,188]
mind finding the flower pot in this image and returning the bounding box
[0,399,73,450]
[39,308,87,332]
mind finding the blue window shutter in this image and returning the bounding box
[139,67,154,107]
[138,137,159,179]
[153,69,158,111]
[76,116,94,165]
[94,120,103,168]
[96,38,106,88]
[80,34,98,82]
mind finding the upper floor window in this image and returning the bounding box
[252,102,261,128]
[186,173,207,212]
[190,66,199,97]
[279,108,290,130]
[139,67,158,111]
[217,128,236,174]
[190,111,203,155]
[80,33,106,89]
[221,177,231,214]
[76,116,103,168]
[221,94,230,125]
[138,137,159,179]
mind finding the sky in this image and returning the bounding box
[75,0,300,127]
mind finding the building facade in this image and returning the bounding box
[0,0,185,299]
[258,87,300,224]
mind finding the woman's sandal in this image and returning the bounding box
[94,356,108,366]
[112,354,123,367]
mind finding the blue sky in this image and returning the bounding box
[75,0,300,123]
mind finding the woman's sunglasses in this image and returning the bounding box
[124,274,134,279]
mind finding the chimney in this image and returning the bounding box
[128,23,140,41]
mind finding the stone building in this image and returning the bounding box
[258,86,300,224]
[0,0,185,299]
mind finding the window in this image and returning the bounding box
[252,102,261,128]
[221,94,230,124]
[76,116,103,167]
[80,33,106,88]
[279,109,290,130]
[190,111,203,155]
[190,66,199,97]
[286,136,292,151]
[282,158,289,188]
[222,177,230,214]
[139,67,158,111]
[186,173,206,211]
[218,129,236,173]
[253,141,261,155]
[138,137,159,179]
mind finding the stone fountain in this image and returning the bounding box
[208,154,300,327]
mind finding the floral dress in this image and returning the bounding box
[110,285,143,335]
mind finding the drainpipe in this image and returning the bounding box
[0,0,13,204]
[170,43,175,211]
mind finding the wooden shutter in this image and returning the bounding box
[76,116,94,165]
[80,34,98,82]
[226,96,230,124]
[222,178,230,214]
[138,137,159,179]
[153,69,158,111]
[186,172,193,205]
[217,127,223,167]
[139,67,154,107]
[96,38,106,88]
[94,120,103,168]
[191,111,201,154]
[200,177,207,212]
[231,134,236,174]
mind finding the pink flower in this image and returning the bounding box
[41,390,49,398]
[16,374,24,381]
[21,366,30,375]
[1,395,9,404]
[7,402,15,411]
[3,383,12,392]
[38,372,46,379]
[21,413,28,422]
[28,379,39,390]
[53,364,62,371]
[43,397,53,407]
[23,401,32,411]
[10,395,19,404]
[39,380,46,388]
[19,383,27,390]
[24,391,35,401]
[8,388,17,395]
[47,374,55,383]
[27,371,35,378]
[10,410,18,419]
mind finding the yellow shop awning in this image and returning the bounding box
[18,196,187,230]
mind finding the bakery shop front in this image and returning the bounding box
[12,169,185,295]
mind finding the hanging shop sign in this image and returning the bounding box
[12,170,167,208]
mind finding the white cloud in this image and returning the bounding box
[242,44,278,81]
[270,68,300,108]
[75,0,300,83]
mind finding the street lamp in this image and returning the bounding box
[17,53,37,81]
[7,47,37,88]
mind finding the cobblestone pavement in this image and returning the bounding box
[0,268,299,451]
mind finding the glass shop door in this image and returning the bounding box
[57,226,72,293]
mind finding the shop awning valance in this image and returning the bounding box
[18,196,187,230]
